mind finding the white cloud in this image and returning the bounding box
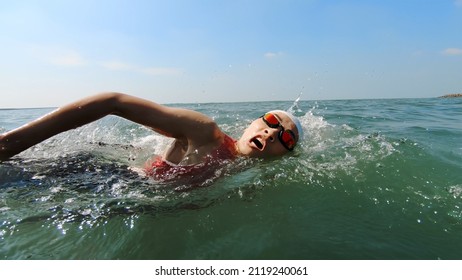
[264,51,284,59]
[27,45,86,67]
[455,0,462,7]
[29,44,181,75]
[441,48,462,55]
[50,51,86,66]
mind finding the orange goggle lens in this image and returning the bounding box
[263,113,280,128]
[280,130,296,150]
[261,113,297,151]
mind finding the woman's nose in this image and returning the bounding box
[264,128,277,142]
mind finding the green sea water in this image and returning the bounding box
[1,98,461,259]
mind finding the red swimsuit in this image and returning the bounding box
[144,134,237,186]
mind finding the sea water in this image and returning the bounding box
[0,98,461,259]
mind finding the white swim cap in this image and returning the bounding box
[271,110,304,141]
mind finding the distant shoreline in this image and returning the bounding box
[439,93,462,98]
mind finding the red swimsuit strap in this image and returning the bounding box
[145,133,237,181]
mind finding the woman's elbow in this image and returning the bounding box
[97,92,125,102]
[93,92,127,114]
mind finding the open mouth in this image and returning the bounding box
[251,137,264,150]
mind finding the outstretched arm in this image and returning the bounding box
[0,92,223,160]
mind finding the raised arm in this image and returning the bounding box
[0,92,223,160]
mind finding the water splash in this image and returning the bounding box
[287,92,303,115]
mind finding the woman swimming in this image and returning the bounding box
[0,92,303,180]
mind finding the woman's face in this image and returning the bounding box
[236,111,299,158]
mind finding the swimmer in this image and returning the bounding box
[0,92,303,179]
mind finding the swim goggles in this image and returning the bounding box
[261,112,297,151]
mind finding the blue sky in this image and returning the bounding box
[1,0,462,108]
